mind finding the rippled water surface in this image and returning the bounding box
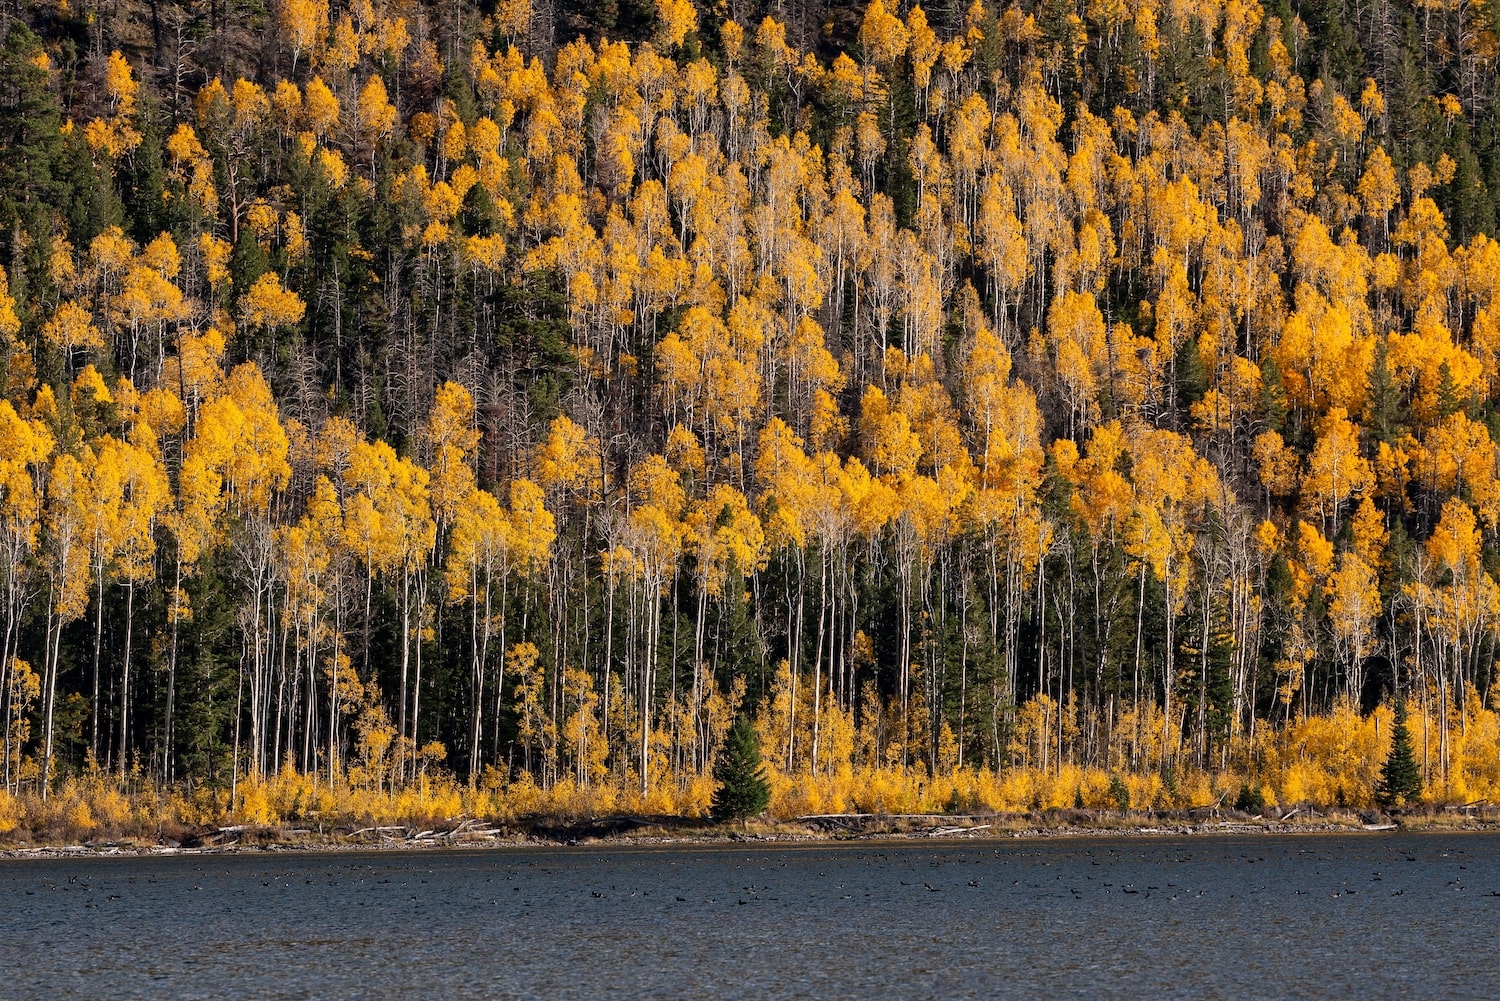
[3,832,1497,999]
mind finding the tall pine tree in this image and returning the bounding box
[1377,697,1422,809]
[711,715,771,822]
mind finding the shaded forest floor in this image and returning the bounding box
[4,807,1497,858]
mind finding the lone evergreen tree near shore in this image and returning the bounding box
[1377,697,1422,808]
[711,716,771,822]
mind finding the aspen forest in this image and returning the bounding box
[1,0,1500,837]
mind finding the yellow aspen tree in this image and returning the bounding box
[280,0,330,72]
[184,364,291,788]
[1047,290,1108,437]
[445,485,511,783]
[96,427,171,777]
[622,454,686,794]
[356,75,397,173]
[424,382,481,530]
[684,481,763,737]
[1303,407,1374,534]
[1326,551,1381,703]
[655,0,696,50]
[0,266,18,341]
[859,0,909,69]
[40,453,92,799]
[0,403,52,789]
[83,51,144,160]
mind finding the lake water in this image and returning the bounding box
[2,832,1495,999]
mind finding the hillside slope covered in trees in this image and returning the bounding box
[1,0,1500,832]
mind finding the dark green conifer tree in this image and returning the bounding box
[711,715,771,822]
[1377,696,1422,809]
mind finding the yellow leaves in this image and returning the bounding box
[906,4,940,92]
[502,479,555,576]
[84,110,143,159]
[309,143,350,191]
[828,52,865,106]
[273,80,303,131]
[858,385,921,479]
[1326,551,1380,654]
[753,418,814,548]
[1374,437,1412,502]
[41,301,102,354]
[1472,307,1500,399]
[165,123,208,170]
[1251,429,1299,497]
[720,19,745,63]
[426,382,481,459]
[1349,496,1387,568]
[284,211,308,264]
[138,386,186,440]
[495,0,532,41]
[902,467,969,551]
[809,389,847,452]
[230,78,271,132]
[1046,290,1107,431]
[1302,406,1373,526]
[440,116,468,165]
[104,49,138,111]
[1387,323,1481,427]
[0,400,54,556]
[185,362,291,519]
[89,227,134,281]
[167,326,228,402]
[1295,519,1334,581]
[444,485,508,602]
[299,77,341,139]
[1254,519,1280,557]
[44,452,93,622]
[246,200,278,245]
[1275,291,1372,415]
[199,234,232,293]
[854,109,886,176]
[964,325,1043,494]
[71,363,113,410]
[629,452,686,516]
[1357,147,1399,218]
[87,431,172,581]
[1428,497,1482,581]
[140,232,181,279]
[357,75,397,143]
[425,382,481,527]
[509,640,553,759]
[859,0,909,67]
[1113,423,1220,584]
[112,261,188,337]
[343,437,435,579]
[280,0,330,68]
[1061,424,1129,539]
[444,478,551,614]
[655,0,697,48]
[686,482,766,595]
[239,272,306,329]
[657,304,763,440]
[786,315,842,392]
[1415,412,1494,504]
[560,664,608,785]
[663,424,705,482]
[0,266,16,341]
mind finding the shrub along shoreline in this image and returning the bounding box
[1,762,1491,855]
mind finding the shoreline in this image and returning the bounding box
[5,809,1497,860]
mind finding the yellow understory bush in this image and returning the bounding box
[8,688,1500,845]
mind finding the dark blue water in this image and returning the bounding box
[1,833,1495,999]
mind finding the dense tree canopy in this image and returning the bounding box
[1,0,1500,824]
